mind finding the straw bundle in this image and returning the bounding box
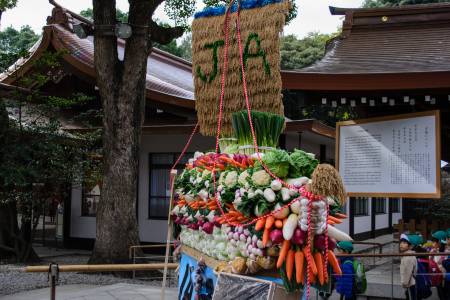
[310,164,347,206]
[192,1,290,136]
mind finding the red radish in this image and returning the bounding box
[291,228,306,245]
[269,229,284,244]
[201,222,214,234]
[314,234,327,251]
[328,238,337,250]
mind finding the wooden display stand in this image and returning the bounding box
[180,245,302,300]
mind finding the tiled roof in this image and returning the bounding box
[299,4,450,74]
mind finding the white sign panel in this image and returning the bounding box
[337,111,440,198]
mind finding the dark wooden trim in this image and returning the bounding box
[279,134,286,149]
[281,71,450,91]
[388,198,393,230]
[371,198,376,239]
[320,144,326,162]
[349,198,355,237]
[330,4,450,17]
[63,184,72,248]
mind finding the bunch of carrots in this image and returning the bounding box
[254,214,344,287]
[276,242,342,287]
[192,154,254,171]
[216,204,250,224]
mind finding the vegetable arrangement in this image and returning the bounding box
[172,145,351,292]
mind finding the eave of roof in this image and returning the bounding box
[284,3,450,91]
[0,6,195,109]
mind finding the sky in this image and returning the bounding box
[1,0,364,38]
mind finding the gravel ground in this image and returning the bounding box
[0,254,177,296]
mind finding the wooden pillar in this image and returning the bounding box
[349,197,355,237]
[371,198,376,238]
[320,144,326,162]
[388,198,393,232]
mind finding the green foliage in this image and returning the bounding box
[289,149,318,178]
[414,170,450,221]
[0,0,17,10]
[283,91,357,127]
[0,50,102,261]
[362,0,445,7]
[80,8,128,23]
[164,0,197,28]
[0,26,40,72]
[280,32,336,70]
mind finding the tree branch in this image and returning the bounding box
[149,0,165,16]
[150,21,184,45]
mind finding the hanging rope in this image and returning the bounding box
[170,122,199,172]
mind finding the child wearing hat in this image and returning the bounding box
[335,241,355,300]
[430,230,447,300]
[400,234,420,300]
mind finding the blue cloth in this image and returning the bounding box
[193,0,283,19]
[335,257,354,300]
[443,257,450,282]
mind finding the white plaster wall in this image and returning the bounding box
[375,198,389,230]
[354,202,372,234]
[334,198,350,234]
[138,133,215,243]
[392,198,403,227]
[70,184,96,238]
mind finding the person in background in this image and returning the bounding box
[400,234,419,300]
[430,231,447,299]
[440,229,450,298]
[335,241,355,300]
[446,229,450,251]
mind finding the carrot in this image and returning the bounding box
[255,218,266,231]
[328,250,342,276]
[295,250,304,284]
[335,213,348,219]
[262,227,270,247]
[276,240,291,268]
[328,215,343,224]
[327,220,336,225]
[314,252,325,286]
[275,220,283,229]
[265,216,275,229]
[302,247,318,276]
[219,156,234,164]
[286,249,295,280]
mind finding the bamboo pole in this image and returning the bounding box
[161,169,177,300]
[25,263,178,273]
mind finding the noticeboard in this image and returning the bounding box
[336,111,441,198]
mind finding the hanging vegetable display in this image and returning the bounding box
[171,111,350,293]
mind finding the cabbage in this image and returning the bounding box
[256,149,291,178]
[289,149,318,178]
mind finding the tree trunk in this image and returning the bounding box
[89,0,152,264]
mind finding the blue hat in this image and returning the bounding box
[337,241,354,253]
[408,234,423,247]
[432,231,447,244]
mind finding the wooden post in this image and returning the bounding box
[161,169,177,300]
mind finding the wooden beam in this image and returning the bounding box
[281,71,450,91]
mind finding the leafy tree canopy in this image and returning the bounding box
[0,0,17,11]
[280,32,336,70]
[0,26,40,72]
[362,0,446,7]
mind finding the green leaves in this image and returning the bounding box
[231,110,285,148]
[362,0,443,8]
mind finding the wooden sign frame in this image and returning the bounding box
[336,110,441,199]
